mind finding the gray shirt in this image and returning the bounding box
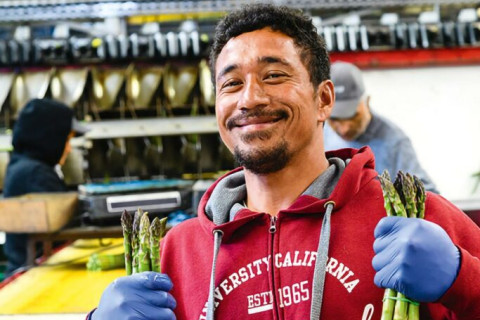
[324,111,438,193]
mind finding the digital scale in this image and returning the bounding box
[78,179,194,225]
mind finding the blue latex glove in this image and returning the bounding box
[92,272,176,320]
[372,216,460,302]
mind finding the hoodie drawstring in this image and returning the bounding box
[206,202,334,320]
[310,201,335,320]
[206,229,224,320]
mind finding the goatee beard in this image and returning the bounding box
[234,140,289,174]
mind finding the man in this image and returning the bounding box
[324,61,438,192]
[91,4,480,320]
[2,98,88,275]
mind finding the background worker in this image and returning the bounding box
[324,61,438,192]
[2,98,88,276]
[90,4,480,320]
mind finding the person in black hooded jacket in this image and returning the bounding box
[2,98,87,275]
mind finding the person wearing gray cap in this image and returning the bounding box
[324,61,438,193]
[2,98,89,276]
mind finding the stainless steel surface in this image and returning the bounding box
[0,116,218,149]
[10,69,53,116]
[199,59,215,108]
[0,73,15,113]
[125,65,163,109]
[0,1,475,23]
[163,64,198,109]
[51,68,89,108]
[91,67,126,111]
[83,116,218,140]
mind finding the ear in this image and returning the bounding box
[316,79,335,122]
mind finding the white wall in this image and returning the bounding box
[362,65,480,201]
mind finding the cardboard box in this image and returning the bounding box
[0,192,78,233]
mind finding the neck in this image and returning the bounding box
[244,145,329,216]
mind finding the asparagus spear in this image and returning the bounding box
[159,216,168,238]
[391,173,415,319]
[408,175,426,320]
[138,211,152,272]
[131,209,142,274]
[150,217,162,273]
[379,171,398,320]
[379,171,394,217]
[149,217,168,273]
[393,172,407,208]
[121,210,133,275]
[414,175,426,219]
[408,302,420,320]
[381,289,397,320]
[397,172,418,218]
[392,292,409,320]
[159,217,168,269]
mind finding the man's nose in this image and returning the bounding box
[238,78,270,110]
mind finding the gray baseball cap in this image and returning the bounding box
[330,61,365,119]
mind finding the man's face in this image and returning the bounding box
[327,99,370,141]
[214,28,331,174]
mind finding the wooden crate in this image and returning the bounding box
[0,192,78,233]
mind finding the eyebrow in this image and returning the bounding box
[216,64,238,82]
[258,56,291,68]
[216,56,292,82]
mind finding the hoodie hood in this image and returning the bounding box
[12,99,74,166]
[198,146,376,240]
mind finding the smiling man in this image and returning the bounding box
[90,4,480,320]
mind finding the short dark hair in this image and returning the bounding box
[209,4,330,88]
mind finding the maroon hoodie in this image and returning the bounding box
[161,147,480,320]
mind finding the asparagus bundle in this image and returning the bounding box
[121,209,168,275]
[378,170,426,320]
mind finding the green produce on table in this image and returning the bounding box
[149,217,168,273]
[121,210,133,275]
[131,208,142,274]
[138,210,152,272]
[379,170,425,320]
[87,253,125,271]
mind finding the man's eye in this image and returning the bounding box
[265,73,285,80]
[223,80,241,88]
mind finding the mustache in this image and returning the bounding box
[226,109,289,130]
